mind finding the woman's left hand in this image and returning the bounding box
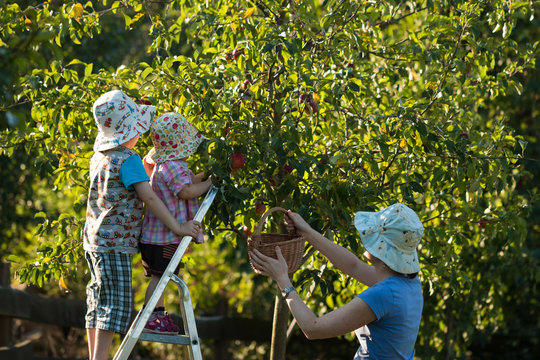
[250,247,290,283]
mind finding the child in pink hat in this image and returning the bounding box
[84,91,202,360]
[139,112,212,334]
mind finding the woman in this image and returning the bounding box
[249,203,424,359]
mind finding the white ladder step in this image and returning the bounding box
[139,332,195,345]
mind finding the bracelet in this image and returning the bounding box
[281,286,296,299]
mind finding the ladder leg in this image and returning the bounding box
[171,275,203,360]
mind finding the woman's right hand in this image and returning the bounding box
[285,210,312,235]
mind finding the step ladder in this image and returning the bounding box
[113,186,219,360]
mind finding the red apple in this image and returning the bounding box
[283,164,293,174]
[138,97,153,105]
[459,132,469,138]
[346,62,355,69]
[299,93,308,103]
[233,47,244,59]
[478,218,489,228]
[255,202,266,215]
[242,79,253,90]
[309,100,319,113]
[243,226,252,237]
[231,153,245,169]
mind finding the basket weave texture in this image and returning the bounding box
[247,207,305,273]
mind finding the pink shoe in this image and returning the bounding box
[143,312,177,335]
[158,311,179,334]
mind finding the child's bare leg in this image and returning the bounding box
[145,274,165,308]
[93,328,114,360]
[87,328,96,359]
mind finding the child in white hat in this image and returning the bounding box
[250,203,424,360]
[83,91,202,360]
[139,112,212,334]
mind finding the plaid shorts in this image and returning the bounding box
[85,251,133,333]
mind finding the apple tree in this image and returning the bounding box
[1,0,539,359]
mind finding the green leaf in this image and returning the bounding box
[347,81,360,92]
[84,63,93,78]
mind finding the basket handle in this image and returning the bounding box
[255,207,293,236]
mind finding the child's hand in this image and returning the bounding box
[143,149,156,177]
[178,220,202,238]
[192,172,206,183]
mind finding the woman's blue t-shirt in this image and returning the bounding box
[354,275,423,360]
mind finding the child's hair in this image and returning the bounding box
[148,112,204,164]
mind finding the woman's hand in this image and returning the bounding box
[284,210,312,235]
[249,247,290,286]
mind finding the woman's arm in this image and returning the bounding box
[134,181,201,238]
[178,177,212,200]
[250,248,376,339]
[285,211,380,286]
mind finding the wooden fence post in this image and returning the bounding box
[0,262,12,347]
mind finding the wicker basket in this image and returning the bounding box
[247,207,305,273]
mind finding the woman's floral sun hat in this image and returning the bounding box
[150,112,205,163]
[92,90,156,152]
[354,203,424,274]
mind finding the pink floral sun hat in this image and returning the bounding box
[150,112,205,163]
[92,90,156,151]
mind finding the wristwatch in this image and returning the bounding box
[281,286,296,299]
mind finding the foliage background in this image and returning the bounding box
[1,0,539,359]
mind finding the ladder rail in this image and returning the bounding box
[113,186,218,360]
[172,275,202,359]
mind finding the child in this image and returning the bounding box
[83,91,202,360]
[139,112,212,334]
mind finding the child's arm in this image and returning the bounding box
[178,176,212,200]
[134,181,201,238]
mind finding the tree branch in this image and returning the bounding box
[379,149,403,188]
[375,7,428,30]
[421,22,467,116]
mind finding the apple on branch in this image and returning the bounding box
[231,153,246,169]
[255,202,266,215]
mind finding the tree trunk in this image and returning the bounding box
[269,293,289,360]
[0,262,12,346]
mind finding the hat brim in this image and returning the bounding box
[94,104,155,152]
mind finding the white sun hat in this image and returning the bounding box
[354,203,424,274]
[92,90,156,151]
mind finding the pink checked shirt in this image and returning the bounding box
[140,160,203,245]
